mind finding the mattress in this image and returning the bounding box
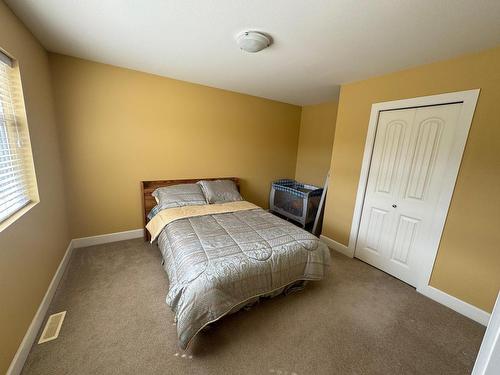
[156,206,331,349]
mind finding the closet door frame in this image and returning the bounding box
[347,89,480,292]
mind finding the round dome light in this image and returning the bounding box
[236,31,271,53]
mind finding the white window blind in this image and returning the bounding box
[0,51,38,224]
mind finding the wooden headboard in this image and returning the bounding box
[140,177,240,241]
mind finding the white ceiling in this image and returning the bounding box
[6,0,500,105]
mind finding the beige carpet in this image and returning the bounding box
[21,239,485,374]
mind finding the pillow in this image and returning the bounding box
[198,179,242,204]
[147,204,162,221]
[152,183,206,210]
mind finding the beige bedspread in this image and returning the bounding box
[146,200,259,242]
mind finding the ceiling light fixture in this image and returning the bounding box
[236,31,271,53]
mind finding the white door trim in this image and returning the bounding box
[348,89,480,292]
[472,292,500,374]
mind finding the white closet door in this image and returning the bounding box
[355,103,462,286]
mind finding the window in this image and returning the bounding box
[0,50,38,226]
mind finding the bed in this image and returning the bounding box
[141,178,331,349]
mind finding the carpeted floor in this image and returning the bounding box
[21,239,485,375]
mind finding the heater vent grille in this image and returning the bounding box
[38,311,66,344]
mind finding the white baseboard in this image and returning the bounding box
[7,240,74,375]
[72,228,143,248]
[320,235,354,258]
[7,227,144,374]
[417,285,491,326]
[320,235,490,326]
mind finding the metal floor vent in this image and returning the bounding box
[38,311,66,344]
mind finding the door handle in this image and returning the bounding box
[392,204,397,208]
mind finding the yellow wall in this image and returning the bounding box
[294,101,337,187]
[0,3,70,373]
[49,54,302,238]
[323,46,500,312]
[2,5,498,370]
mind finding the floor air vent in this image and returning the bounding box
[38,311,66,344]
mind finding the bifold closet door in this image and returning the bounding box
[355,103,462,286]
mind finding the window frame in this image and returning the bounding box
[0,49,39,232]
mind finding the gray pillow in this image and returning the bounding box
[152,183,207,210]
[198,180,242,204]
